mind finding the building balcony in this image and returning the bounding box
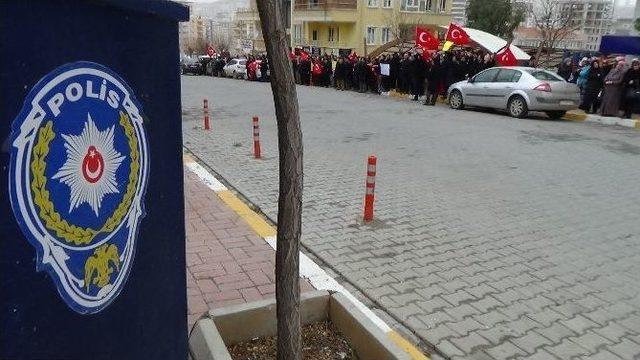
[294,38,353,49]
[234,8,260,21]
[293,0,357,10]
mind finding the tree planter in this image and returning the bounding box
[189,290,410,360]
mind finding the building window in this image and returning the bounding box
[312,29,318,41]
[425,0,433,11]
[328,27,338,42]
[368,0,379,7]
[439,0,446,12]
[381,27,391,43]
[383,0,392,7]
[293,24,302,43]
[407,0,418,6]
[366,27,376,45]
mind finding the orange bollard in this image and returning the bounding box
[253,116,261,159]
[203,99,210,130]
[363,155,377,222]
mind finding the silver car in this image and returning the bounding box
[448,67,580,119]
[223,58,247,79]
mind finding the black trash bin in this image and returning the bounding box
[1,1,189,358]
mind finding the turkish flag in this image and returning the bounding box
[496,46,518,66]
[207,45,216,57]
[300,50,310,61]
[445,23,470,45]
[348,51,358,63]
[415,27,439,50]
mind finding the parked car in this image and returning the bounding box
[448,67,580,119]
[181,58,203,75]
[223,58,247,79]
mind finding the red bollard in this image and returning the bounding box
[203,99,210,130]
[363,155,377,222]
[253,116,261,159]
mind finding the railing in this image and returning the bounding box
[293,0,357,10]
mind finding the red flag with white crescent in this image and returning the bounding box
[415,27,439,50]
[207,45,216,57]
[445,23,470,45]
[496,46,518,66]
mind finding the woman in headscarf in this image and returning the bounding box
[600,61,626,117]
[580,59,604,114]
[622,59,640,119]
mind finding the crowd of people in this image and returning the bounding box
[558,56,640,118]
[209,48,639,118]
[286,49,513,105]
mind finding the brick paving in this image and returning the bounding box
[184,169,313,329]
[181,76,640,359]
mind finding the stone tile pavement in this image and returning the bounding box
[181,76,640,359]
[184,168,313,329]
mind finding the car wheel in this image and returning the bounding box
[545,110,566,120]
[449,90,464,110]
[508,95,528,118]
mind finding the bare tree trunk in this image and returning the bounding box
[255,1,303,359]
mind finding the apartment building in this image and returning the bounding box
[291,0,452,55]
[561,0,614,51]
[233,0,266,53]
[449,0,467,24]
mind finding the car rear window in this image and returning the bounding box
[239,60,246,65]
[525,70,563,82]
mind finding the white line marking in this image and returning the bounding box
[185,161,227,192]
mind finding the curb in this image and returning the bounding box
[183,153,430,360]
[582,114,640,129]
[388,90,639,130]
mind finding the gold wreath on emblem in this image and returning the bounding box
[30,111,140,246]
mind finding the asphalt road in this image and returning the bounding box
[181,75,640,360]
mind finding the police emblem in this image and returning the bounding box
[9,62,149,314]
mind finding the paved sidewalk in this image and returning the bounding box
[184,168,313,329]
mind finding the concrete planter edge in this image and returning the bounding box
[188,290,410,360]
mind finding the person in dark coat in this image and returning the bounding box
[344,58,354,90]
[557,58,573,81]
[410,55,425,101]
[622,59,640,118]
[259,56,269,82]
[354,57,368,93]
[299,56,311,85]
[334,57,346,90]
[423,58,435,105]
[390,53,400,91]
[323,56,333,87]
[580,59,604,114]
[399,53,411,93]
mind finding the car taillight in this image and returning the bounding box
[533,83,551,92]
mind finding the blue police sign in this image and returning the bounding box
[9,62,150,314]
